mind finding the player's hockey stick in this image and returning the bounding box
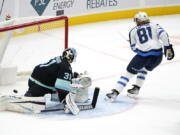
[117,31,129,42]
[41,87,100,112]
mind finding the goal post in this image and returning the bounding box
[0,16,69,85]
[0,19,14,64]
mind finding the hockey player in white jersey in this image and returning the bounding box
[105,12,174,102]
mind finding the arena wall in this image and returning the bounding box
[0,0,180,25]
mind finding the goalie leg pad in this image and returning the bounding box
[6,102,45,114]
[70,75,92,103]
[0,95,45,113]
[75,88,89,103]
[0,94,9,111]
[41,87,100,113]
[65,92,80,115]
[0,103,7,111]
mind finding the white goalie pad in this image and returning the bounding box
[65,92,80,115]
[75,87,89,103]
[48,89,89,104]
[47,75,92,104]
[70,73,92,103]
[0,94,45,113]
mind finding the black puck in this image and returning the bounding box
[13,89,18,93]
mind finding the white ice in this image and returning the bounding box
[0,14,180,135]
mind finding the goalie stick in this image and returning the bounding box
[41,87,100,112]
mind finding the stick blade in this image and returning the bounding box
[91,87,100,108]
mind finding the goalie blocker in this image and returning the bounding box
[0,87,100,114]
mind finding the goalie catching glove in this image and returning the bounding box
[164,44,174,60]
[71,71,92,89]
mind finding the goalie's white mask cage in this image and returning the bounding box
[0,16,68,85]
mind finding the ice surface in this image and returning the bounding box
[0,14,180,135]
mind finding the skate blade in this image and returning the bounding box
[127,93,138,99]
[104,96,115,103]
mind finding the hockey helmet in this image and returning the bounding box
[134,12,150,25]
[62,48,77,63]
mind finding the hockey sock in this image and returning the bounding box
[136,68,148,87]
[116,71,135,93]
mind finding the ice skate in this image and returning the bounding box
[105,89,119,102]
[127,85,140,98]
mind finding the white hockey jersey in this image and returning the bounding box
[129,23,170,56]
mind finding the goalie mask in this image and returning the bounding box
[62,48,77,63]
[134,12,150,26]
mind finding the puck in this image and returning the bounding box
[13,89,18,93]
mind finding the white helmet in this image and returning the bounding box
[62,48,77,63]
[134,12,150,24]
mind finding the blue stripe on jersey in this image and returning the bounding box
[158,29,165,37]
[135,49,162,56]
[55,79,71,92]
[120,76,129,82]
[130,44,135,47]
[117,81,126,87]
[29,77,56,91]
[137,76,145,80]
[138,70,147,74]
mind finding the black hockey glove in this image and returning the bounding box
[164,44,174,60]
[73,72,79,78]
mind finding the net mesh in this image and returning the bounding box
[0,16,68,76]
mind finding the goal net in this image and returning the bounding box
[0,16,68,85]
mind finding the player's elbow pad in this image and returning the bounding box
[159,32,169,45]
